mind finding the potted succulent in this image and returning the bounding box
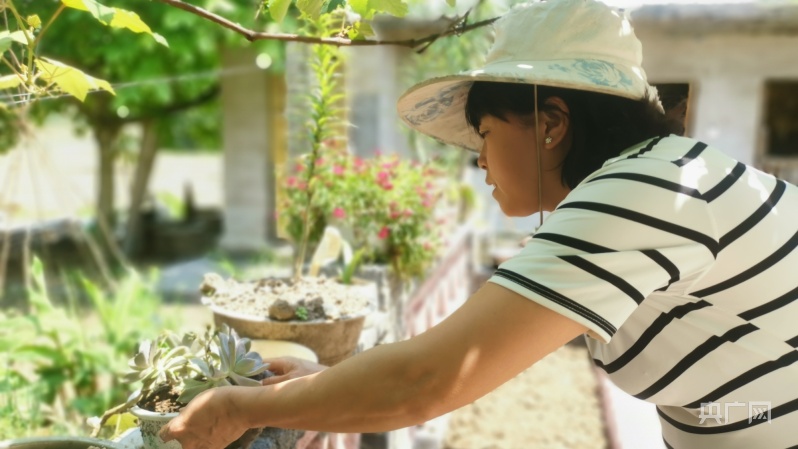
[92,325,301,449]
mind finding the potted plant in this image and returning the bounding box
[201,243,375,367]
[201,15,379,366]
[92,325,301,449]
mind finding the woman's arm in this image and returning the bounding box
[161,282,587,447]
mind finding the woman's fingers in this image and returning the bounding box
[262,357,300,374]
[261,374,292,386]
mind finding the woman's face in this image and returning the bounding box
[476,113,570,216]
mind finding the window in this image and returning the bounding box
[652,82,691,135]
[764,81,798,156]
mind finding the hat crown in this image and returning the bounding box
[487,0,643,70]
[395,0,657,153]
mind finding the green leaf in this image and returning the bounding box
[296,0,325,19]
[347,21,373,40]
[268,0,293,23]
[446,0,455,6]
[152,33,169,47]
[109,8,151,33]
[61,0,115,24]
[178,378,213,403]
[0,31,31,54]
[60,0,168,46]
[348,0,369,17]
[349,0,407,19]
[0,75,22,90]
[36,57,115,102]
[370,0,408,17]
[324,0,345,13]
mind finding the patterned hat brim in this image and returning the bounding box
[397,58,651,153]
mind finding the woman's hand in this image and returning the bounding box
[261,356,327,386]
[159,387,248,449]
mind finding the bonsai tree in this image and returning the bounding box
[93,324,271,437]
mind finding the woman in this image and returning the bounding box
[161,1,798,447]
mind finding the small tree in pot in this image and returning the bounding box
[93,325,300,449]
[203,13,377,366]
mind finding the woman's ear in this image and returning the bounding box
[541,97,570,148]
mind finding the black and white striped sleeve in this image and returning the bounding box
[488,159,719,343]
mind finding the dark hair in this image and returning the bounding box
[465,81,685,189]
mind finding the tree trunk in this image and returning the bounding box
[124,120,159,258]
[94,124,121,250]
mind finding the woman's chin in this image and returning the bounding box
[494,191,538,217]
[499,204,536,217]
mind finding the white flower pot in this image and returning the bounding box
[130,406,180,449]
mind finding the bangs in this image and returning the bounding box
[465,82,539,132]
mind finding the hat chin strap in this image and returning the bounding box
[533,84,544,232]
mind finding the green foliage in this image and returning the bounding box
[290,13,348,278]
[401,0,497,164]
[267,0,294,23]
[264,0,433,23]
[60,0,168,46]
[263,0,423,39]
[349,0,408,19]
[0,0,166,106]
[340,247,366,285]
[0,258,170,438]
[295,306,309,320]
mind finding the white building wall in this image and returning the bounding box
[638,31,798,165]
[219,47,275,252]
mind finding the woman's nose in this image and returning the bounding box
[477,148,487,170]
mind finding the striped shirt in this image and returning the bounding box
[489,135,798,448]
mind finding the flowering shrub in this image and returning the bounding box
[280,147,445,279]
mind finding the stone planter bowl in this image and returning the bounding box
[210,305,369,367]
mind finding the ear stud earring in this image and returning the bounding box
[544,137,552,144]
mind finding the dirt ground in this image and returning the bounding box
[444,344,607,449]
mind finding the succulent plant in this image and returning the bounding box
[179,325,271,403]
[93,324,270,436]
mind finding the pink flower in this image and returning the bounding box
[287,176,297,187]
[403,209,414,217]
[378,226,390,240]
[295,163,305,172]
[316,157,325,166]
[381,182,394,191]
[333,207,346,219]
[377,171,390,182]
[390,211,401,220]
[333,165,345,176]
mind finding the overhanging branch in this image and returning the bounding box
[152,0,500,49]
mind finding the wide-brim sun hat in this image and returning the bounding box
[396,0,656,153]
